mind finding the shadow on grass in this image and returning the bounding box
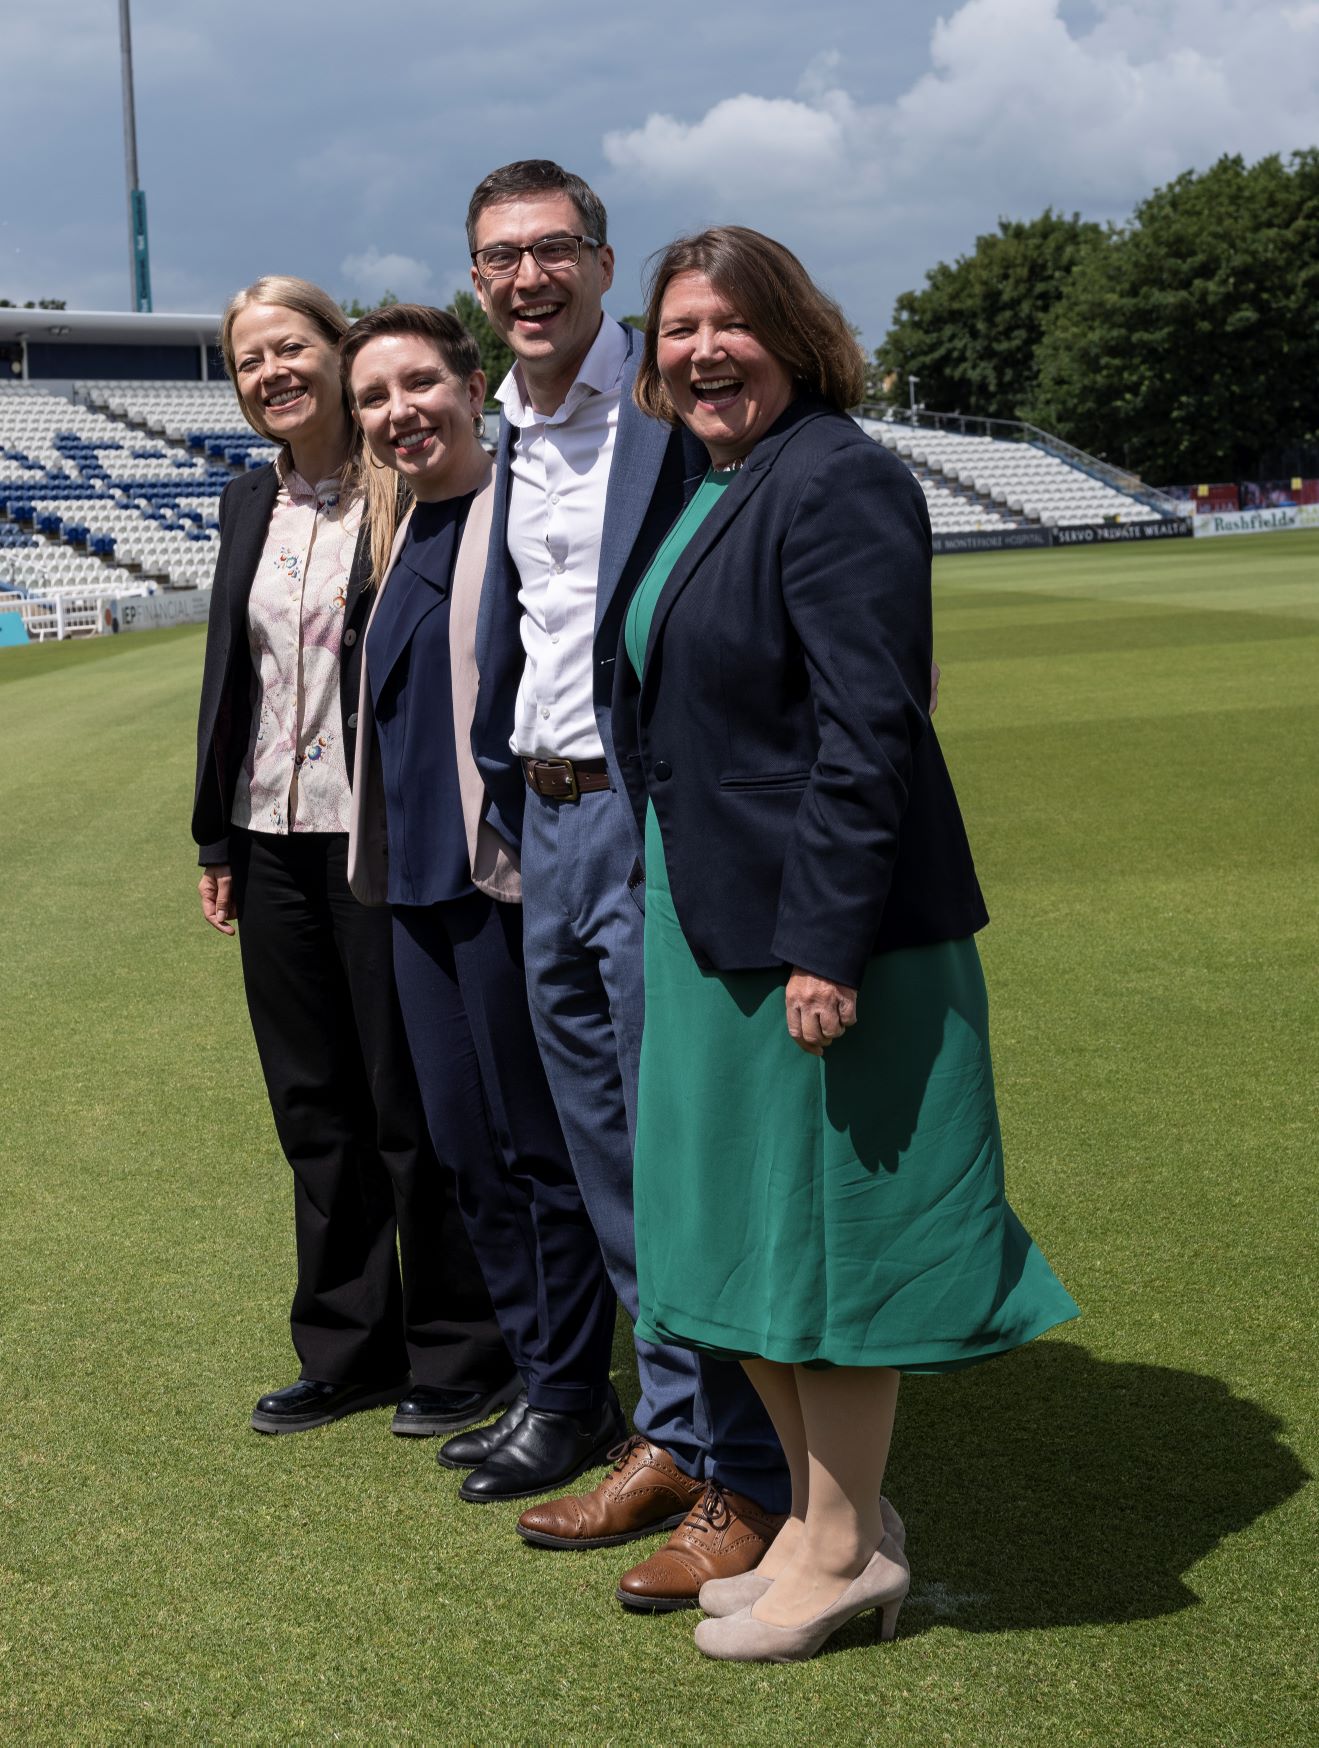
[607,1324,1308,1647]
[870,1340,1312,1640]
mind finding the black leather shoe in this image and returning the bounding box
[391,1376,522,1438]
[436,1390,529,1469]
[250,1377,407,1435]
[458,1392,626,1503]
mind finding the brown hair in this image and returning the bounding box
[217,274,395,547]
[339,303,486,584]
[465,159,608,253]
[633,227,865,424]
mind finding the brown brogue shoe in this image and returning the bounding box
[516,1435,707,1550]
[615,1481,787,1613]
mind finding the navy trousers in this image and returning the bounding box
[390,890,616,1415]
[519,784,789,1509]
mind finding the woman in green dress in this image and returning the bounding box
[611,227,1079,1663]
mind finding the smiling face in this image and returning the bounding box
[470,193,614,413]
[228,303,346,454]
[656,271,795,468]
[348,332,487,502]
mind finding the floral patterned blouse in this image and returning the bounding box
[230,460,363,836]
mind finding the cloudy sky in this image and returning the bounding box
[3,0,1316,349]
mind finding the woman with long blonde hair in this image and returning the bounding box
[191,276,515,1439]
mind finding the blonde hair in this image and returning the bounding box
[219,275,396,574]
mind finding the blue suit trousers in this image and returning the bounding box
[520,784,789,1508]
[391,891,616,1415]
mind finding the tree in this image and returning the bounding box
[1029,152,1319,480]
[340,289,398,318]
[876,212,1104,419]
[448,289,515,401]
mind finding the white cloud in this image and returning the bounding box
[338,247,434,303]
[605,95,848,194]
[603,0,1319,228]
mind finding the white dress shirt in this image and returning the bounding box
[496,315,629,760]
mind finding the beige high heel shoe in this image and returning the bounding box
[693,1541,910,1663]
[697,1495,906,1619]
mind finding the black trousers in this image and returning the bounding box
[230,829,510,1389]
[391,892,616,1415]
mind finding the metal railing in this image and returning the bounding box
[1,593,119,640]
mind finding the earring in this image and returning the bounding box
[473,412,487,439]
[368,452,389,470]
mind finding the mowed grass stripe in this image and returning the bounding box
[1,535,1314,1746]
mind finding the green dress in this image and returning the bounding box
[625,472,1078,1371]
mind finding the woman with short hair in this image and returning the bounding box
[339,304,621,1502]
[614,227,1079,1661]
[192,276,513,1438]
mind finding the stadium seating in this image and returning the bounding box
[76,381,279,470]
[862,421,1165,527]
[0,385,240,598]
[2,380,1178,634]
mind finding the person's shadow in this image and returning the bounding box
[877,1340,1309,1636]
[611,1329,1308,1639]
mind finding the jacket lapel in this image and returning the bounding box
[595,331,673,637]
[448,469,519,899]
[475,416,517,677]
[346,509,414,906]
[641,402,836,674]
[224,466,279,643]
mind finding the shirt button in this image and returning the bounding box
[541,707,550,719]
[346,712,358,729]
[550,494,560,505]
[342,628,357,646]
[550,634,559,644]
[554,563,565,574]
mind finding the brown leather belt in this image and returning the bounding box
[522,756,611,802]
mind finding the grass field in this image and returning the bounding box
[1,532,1315,1746]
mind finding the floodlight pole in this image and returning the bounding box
[118,0,153,312]
[908,374,920,420]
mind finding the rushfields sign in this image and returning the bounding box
[1193,506,1319,537]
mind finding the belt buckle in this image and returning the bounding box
[545,758,579,803]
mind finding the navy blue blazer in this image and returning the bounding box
[366,500,474,907]
[611,399,989,989]
[191,463,373,865]
[471,321,703,854]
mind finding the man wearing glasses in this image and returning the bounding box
[461,160,790,1613]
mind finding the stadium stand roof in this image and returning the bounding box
[0,308,222,385]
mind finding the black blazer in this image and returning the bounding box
[611,399,988,989]
[191,464,373,865]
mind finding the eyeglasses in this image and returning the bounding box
[471,233,600,280]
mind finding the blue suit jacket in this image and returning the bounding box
[471,321,703,853]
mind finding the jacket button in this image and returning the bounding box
[653,760,672,781]
[342,628,357,647]
[346,712,358,730]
